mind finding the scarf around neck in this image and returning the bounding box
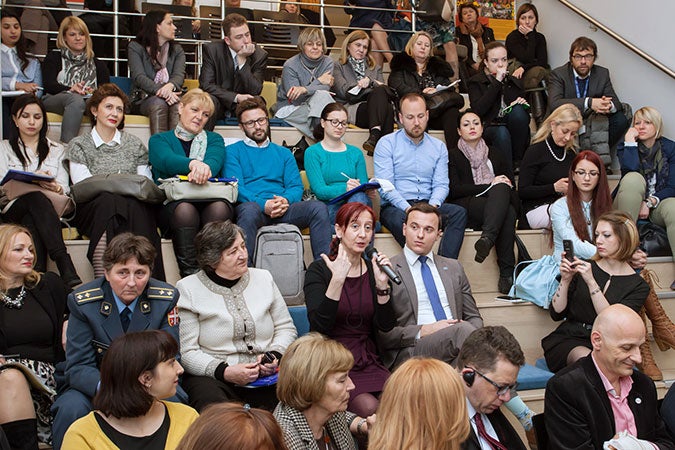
[152,42,170,84]
[457,137,494,185]
[299,52,325,83]
[638,139,668,194]
[347,55,366,80]
[59,47,97,90]
[175,123,208,162]
[460,21,486,60]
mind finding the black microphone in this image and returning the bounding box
[364,246,401,285]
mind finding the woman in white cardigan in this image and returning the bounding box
[176,220,297,412]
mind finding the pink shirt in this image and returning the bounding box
[592,354,638,436]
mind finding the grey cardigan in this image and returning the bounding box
[276,54,334,109]
[127,40,186,95]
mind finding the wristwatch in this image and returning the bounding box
[645,197,658,209]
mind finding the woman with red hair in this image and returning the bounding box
[304,202,395,420]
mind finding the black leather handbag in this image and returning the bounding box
[638,221,671,257]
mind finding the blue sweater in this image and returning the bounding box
[224,140,303,210]
[148,130,226,183]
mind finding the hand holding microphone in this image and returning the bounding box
[364,245,401,285]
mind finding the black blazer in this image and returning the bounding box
[388,51,454,97]
[198,40,268,113]
[467,71,526,125]
[461,408,528,450]
[545,355,675,450]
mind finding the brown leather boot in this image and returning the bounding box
[640,269,675,351]
[638,308,663,381]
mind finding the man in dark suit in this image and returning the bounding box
[50,234,184,450]
[545,304,674,450]
[377,202,482,369]
[458,326,528,450]
[548,36,630,165]
[199,13,268,130]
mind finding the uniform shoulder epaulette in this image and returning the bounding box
[147,285,175,300]
[74,287,105,304]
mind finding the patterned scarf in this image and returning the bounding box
[348,55,366,80]
[175,123,208,162]
[152,42,170,85]
[457,137,494,185]
[638,139,668,195]
[58,48,97,90]
[459,21,486,61]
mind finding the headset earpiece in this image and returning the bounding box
[463,370,476,387]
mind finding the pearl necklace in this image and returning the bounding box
[0,285,26,309]
[545,139,566,162]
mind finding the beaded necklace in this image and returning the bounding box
[0,286,26,309]
[545,138,566,162]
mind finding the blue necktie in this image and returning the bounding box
[418,256,446,321]
[575,76,588,98]
[120,307,131,332]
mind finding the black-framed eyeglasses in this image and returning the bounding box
[469,366,517,396]
[325,118,348,128]
[574,170,599,178]
[572,53,595,61]
[241,117,268,128]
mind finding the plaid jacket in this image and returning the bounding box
[273,402,358,450]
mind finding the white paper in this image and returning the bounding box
[370,177,395,193]
[348,86,362,95]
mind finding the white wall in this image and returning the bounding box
[530,0,675,135]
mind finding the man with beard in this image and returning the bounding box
[373,92,467,258]
[224,96,331,264]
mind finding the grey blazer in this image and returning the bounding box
[377,252,483,369]
[547,62,620,115]
[332,61,384,104]
[127,40,185,95]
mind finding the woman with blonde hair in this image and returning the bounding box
[369,358,469,450]
[274,333,374,450]
[42,16,109,143]
[518,103,583,229]
[333,30,394,152]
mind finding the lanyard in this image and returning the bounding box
[575,77,589,99]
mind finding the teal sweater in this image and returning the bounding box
[304,142,369,201]
[148,130,226,183]
[224,140,303,210]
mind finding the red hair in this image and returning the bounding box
[328,202,375,258]
[566,150,612,242]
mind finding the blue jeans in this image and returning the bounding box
[326,191,372,226]
[483,104,531,167]
[380,201,467,259]
[236,200,332,265]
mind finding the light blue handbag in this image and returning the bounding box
[509,255,560,309]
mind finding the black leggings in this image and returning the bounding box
[354,84,395,135]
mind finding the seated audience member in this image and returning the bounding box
[304,103,375,224]
[548,36,630,166]
[149,89,234,278]
[225,97,332,264]
[62,331,198,449]
[468,41,530,169]
[77,0,132,69]
[343,0,393,66]
[448,110,518,294]
[505,3,549,126]
[457,326,528,450]
[663,384,675,441]
[128,10,185,135]
[178,403,287,450]
[378,203,482,369]
[374,93,467,259]
[518,103,582,229]
[199,13,267,130]
[0,94,81,287]
[176,221,297,412]
[455,2,494,78]
[172,0,200,37]
[304,202,395,418]
[0,225,68,449]
[274,333,375,450]
[65,83,164,279]
[333,30,395,153]
[1,9,42,139]
[42,17,110,143]
[281,0,336,49]
[545,304,675,449]
[388,31,463,148]
[16,0,61,57]
[370,358,469,450]
[50,233,183,450]
[410,0,459,79]
[275,28,335,138]
[614,107,675,286]
[542,211,649,373]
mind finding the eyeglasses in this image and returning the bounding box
[325,119,348,128]
[574,170,599,178]
[572,53,595,61]
[469,367,517,396]
[241,117,268,128]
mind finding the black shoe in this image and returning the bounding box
[56,256,82,289]
[474,236,494,263]
[363,129,382,156]
[498,276,513,295]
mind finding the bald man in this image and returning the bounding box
[544,304,674,449]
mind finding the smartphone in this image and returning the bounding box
[495,295,526,303]
[260,351,275,365]
[563,239,575,262]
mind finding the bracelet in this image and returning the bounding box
[376,287,390,296]
[356,418,367,435]
[589,288,601,296]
